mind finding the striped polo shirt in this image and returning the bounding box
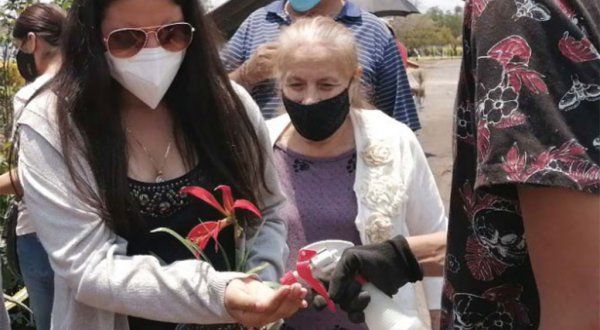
[221,0,420,130]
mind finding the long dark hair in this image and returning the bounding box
[13,3,66,46]
[52,0,268,240]
[9,4,66,197]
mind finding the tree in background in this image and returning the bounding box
[391,6,464,57]
[0,0,71,140]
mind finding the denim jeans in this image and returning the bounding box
[17,233,54,330]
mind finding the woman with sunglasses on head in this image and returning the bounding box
[14,0,307,329]
[0,4,66,330]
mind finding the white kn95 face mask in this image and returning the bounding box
[106,47,185,109]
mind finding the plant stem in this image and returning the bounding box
[240,219,266,272]
[150,227,212,265]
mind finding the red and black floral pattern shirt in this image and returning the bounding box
[442,0,600,328]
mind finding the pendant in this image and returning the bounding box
[155,174,164,183]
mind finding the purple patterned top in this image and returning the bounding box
[273,142,367,330]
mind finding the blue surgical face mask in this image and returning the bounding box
[288,0,320,13]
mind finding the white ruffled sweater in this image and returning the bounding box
[267,108,448,329]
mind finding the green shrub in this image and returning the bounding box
[0,59,26,142]
[0,56,30,330]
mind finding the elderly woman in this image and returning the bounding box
[267,17,447,330]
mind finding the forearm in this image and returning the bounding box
[430,309,441,330]
[237,80,289,281]
[0,168,21,195]
[244,215,288,282]
[229,66,245,87]
[77,256,245,323]
[22,160,246,323]
[404,132,447,277]
[518,185,599,329]
[228,63,254,91]
[19,124,251,323]
[405,231,446,277]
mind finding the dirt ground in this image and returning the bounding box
[414,59,462,213]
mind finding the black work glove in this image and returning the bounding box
[312,281,371,324]
[327,235,423,323]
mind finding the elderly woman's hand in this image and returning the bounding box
[327,235,423,323]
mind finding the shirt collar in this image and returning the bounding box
[266,1,362,21]
[338,1,362,18]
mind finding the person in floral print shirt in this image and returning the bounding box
[442,0,600,329]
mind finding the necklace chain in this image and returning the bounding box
[126,128,173,183]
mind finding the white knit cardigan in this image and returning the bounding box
[17,83,289,329]
[267,108,448,329]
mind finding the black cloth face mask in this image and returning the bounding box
[283,88,351,142]
[16,50,38,82]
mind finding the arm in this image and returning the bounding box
[405,231,446,277]
[373,37,420,130]
[221,19,249,86]
[220,16,249,74]
[464,2,599,327]
[19,123,307,326]
[229,64,251,90]
[18,125,246,324]
[518,186,599,329]
[233,82,289,282]
[221,16,278,91]
[0,168,21,195]
[407,232,445,329]
[403,129,447,311]
[227,43,279,91]
[328,232,445,326]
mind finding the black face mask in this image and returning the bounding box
[283,89,351,142]
[16,51,38,82]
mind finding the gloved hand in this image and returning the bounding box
[327,235,423,323]
[312,282,371,323]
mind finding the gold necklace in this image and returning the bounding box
[126,128,173,183]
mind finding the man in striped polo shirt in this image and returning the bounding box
[221,0,420,130]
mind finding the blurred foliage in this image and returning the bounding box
[0,61,26,141]
[392,6,464,56]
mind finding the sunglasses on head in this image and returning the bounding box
[104,22,195,58]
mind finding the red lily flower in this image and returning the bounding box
[181,185,262,252]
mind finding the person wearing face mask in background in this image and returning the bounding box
[221,0,420,132]
[14,0,308,329]
[267,17,447,330]
[0,4,66,330]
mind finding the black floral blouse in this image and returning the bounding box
[126,167,237,330]
[442,0,600,328]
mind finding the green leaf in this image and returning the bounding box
[149,252,167,266]
[214,239,232,272]
[239,218,267,272]
[150,227,212,265]
[245,262,270,275]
